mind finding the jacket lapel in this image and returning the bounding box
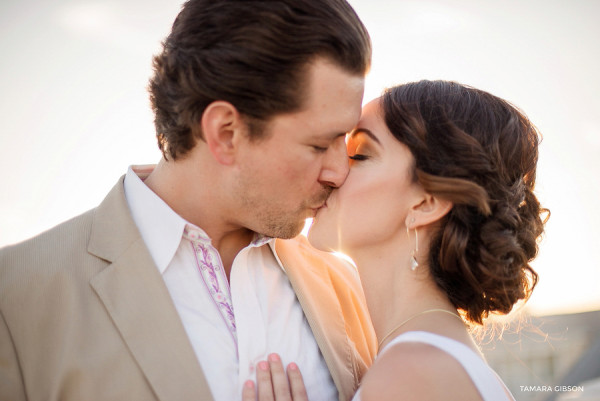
[88,177,214,401]
[274,237,375,401]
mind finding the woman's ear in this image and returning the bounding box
[406,193,453,229]
[201,100,244,165]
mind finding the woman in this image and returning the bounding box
[243,80,548,401]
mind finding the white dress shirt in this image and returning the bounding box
[123,166,336,401]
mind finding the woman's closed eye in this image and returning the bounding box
[349,154,369,161]
[346,134,374,162]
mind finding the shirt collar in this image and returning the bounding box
[183,223,274,249]
[124,165,276,273]
[124,165,188,274]
[251,233,273,248]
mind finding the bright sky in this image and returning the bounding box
[1,0,598,317]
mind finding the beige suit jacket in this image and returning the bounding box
[0,177,376,401]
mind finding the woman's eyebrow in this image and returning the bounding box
[348,128,381,144]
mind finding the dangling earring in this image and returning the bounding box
[410,228,419,271]
[406,218,419,271]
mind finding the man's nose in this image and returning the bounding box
[318,136,349,188]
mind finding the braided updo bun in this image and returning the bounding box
[382,80,549,324]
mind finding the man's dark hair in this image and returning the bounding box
[149,0,371,160]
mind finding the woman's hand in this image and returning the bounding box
[242,353,308,401]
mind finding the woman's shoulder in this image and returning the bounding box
[359,335,484,401]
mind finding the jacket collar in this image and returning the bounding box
[88,176,214,401]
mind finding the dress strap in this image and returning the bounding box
[379,331,514,401]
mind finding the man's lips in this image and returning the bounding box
[312,201,327,210]
[311,200,328,212]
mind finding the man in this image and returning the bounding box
[0,1,376,400]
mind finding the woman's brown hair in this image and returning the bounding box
[382,80,549,324]
[148,0,371,160]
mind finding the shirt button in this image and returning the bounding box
[249,363,255,373]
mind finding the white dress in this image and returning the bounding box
[352,331,515,401]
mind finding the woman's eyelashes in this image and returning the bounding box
[349,154,369,161]
[347,135,376,162]
[348,143,371,161]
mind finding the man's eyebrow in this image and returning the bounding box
[348,128,381,144]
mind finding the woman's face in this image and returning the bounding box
[308,98,423,255]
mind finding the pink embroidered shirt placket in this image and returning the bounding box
[184,225,238,348]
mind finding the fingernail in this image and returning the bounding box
[259,361,269,371]
[244,380,255,389]
[268,353,280,362]
[288,362,298,370]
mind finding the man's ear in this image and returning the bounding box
[201,101,245,165]
[406,193,453,229]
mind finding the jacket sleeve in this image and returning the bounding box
[0,309,27,401]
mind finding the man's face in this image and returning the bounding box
[233,58,365,238]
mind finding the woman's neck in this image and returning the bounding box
[350,246,462,351]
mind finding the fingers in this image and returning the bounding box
[256,360,275,401]
[287,363,309,401]
[268,354,292,401]
[245,354,305,401]
[242,380,257,401]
